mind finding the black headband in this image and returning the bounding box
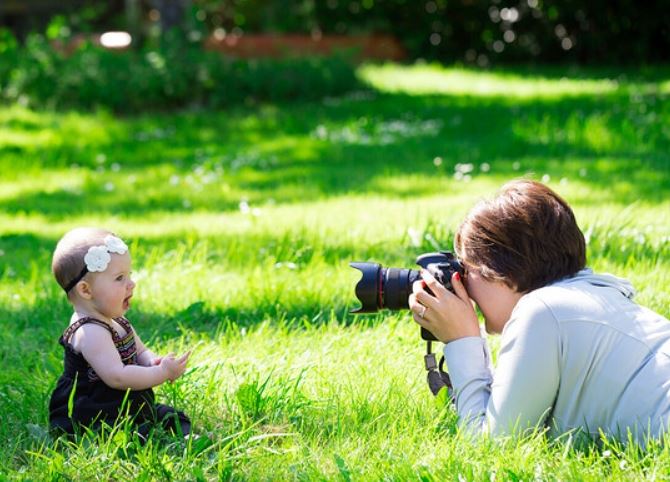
[64,266,89,293]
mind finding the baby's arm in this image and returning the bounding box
[77,324,188,390]
[133,330,159,367]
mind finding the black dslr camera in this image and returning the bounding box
[350,251,464,341]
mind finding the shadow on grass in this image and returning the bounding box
[0,223,446,279]
[1,84,669,218]
[2,218,668,300]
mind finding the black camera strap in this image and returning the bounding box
[425,341,454,402]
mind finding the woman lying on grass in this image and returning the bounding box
[49,227,191,439]
[410,180,670,444]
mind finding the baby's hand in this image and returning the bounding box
[159,351,191,382]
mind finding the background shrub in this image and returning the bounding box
[0,31,361,113]
[195,0,670,64]
[6,2,667,68]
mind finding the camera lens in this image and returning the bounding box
[382,267,420,310]
[349,262,381,313]
[350,262,420,313]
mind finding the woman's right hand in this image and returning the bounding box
[408,270,480,343]
[159,351,191,382]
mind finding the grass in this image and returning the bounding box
[1,62,669,480]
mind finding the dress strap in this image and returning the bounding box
[114,316,133,334]
[62,317,119,344]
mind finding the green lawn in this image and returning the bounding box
[1,63,670,480]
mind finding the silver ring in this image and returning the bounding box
[419,305,427,318]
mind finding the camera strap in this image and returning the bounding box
[425,341,454,402]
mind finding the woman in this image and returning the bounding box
[409,180,670,444]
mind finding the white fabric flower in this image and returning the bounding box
[84,246,112,272]
[104,235,128,254]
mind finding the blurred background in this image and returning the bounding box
[2,0,670,112]
[4,0,670,62]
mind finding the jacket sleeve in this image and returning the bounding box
[443,297,561,436]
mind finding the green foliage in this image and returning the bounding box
[0,30,360,113]
[193,0,670,64]
[0,63,669,479]
[0,29,18,93]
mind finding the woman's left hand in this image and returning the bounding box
[408,270,480,343]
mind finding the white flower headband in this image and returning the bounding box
[64,235,129,292]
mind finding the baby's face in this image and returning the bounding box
[88,251,135,319]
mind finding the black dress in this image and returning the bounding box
[49,316,190,437]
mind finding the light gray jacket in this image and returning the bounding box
[444,269,670,443]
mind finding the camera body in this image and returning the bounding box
[350,251,463,341]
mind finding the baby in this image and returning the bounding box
[49,227,191,438]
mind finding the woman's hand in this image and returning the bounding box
[408,270,480,343]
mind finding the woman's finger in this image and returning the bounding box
[412,312,430,328]
[420,269,449,299]
[408,292,418,308]
[409,293,428,319]
[411,280,441,312]
[412,279,426,294]
[450,271,470,302]
[413,289,438,309]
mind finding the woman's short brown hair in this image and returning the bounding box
[454,180,586,293]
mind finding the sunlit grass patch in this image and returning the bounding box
[359,63,623,98]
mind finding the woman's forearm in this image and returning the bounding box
[446,301,561,437]
[443,336,492,434]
